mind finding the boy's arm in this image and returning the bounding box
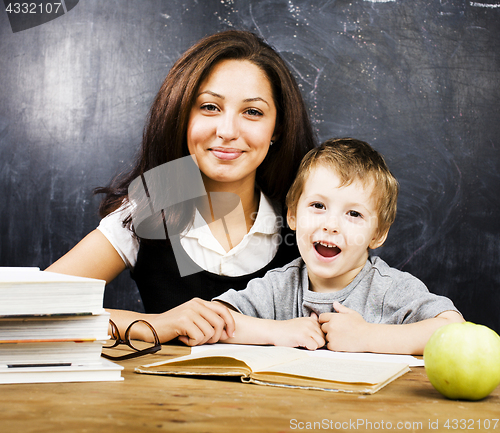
[214,302,325,350]
[319,301,464,355]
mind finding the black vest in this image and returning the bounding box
[131,225,299,313]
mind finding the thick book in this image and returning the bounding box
[0,268,122,383]
[0,340,107,366]
[135,345,410,394]
[0,313,110,342]
[0,268,106,315]
[0,358,124,384]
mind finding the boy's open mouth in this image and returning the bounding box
[314,241,341,258]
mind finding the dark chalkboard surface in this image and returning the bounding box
[1,1,499,332]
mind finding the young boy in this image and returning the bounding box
[212,138,464,355]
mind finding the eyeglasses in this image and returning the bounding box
[101,319,161,361]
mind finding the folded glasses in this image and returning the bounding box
[101,319,161,361]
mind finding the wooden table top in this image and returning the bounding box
[1,343,499,433]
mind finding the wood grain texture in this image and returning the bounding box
[0,344,499,432]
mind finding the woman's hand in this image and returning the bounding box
[143,298,236,346]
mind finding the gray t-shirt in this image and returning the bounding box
[214,256,460,324]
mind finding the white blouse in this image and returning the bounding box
[97,191,282,277]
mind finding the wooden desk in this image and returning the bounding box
[0,344,499,433]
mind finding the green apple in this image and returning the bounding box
[424,322,500,400]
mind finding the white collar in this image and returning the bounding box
[249,191,281,236]
[182,190,280,241]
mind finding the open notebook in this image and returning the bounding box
[136,344,416,394]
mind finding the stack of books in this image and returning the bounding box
[0,267,123,384]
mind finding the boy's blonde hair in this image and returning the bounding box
[286,138,399,240]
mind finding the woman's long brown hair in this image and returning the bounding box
[95,29,316,237]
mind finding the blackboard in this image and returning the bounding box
[1,0,499,333]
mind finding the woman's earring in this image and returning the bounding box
[270,140,274,146]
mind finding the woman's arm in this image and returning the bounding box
[45,229,126,283]
[216,305,325,350]
[45,230,235,345]
[319,302,464,355]
[109,298,236,345]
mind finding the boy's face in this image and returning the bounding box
[287,165,387,292]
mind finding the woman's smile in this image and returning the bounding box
[209,146,244,161]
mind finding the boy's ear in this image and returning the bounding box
[369,229,389,250]
[287,209,296,231]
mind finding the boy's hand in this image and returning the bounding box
[270,314,325,350]
[319,302,371,352]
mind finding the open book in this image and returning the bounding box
[136,345,410,394]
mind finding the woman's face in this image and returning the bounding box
[187,59,277,191]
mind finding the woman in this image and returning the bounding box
[47,30,316,345]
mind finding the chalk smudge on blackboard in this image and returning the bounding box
[470,2,500,7]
